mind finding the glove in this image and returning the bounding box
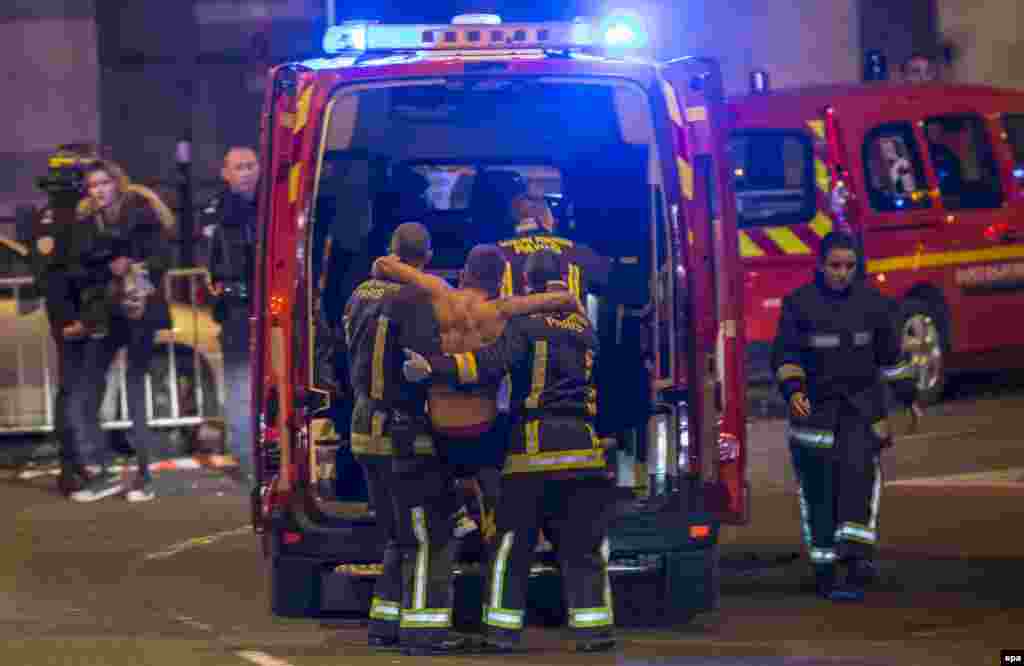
[402,348,432,383]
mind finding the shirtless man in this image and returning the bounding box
[373,244,581,541]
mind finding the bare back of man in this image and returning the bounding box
[372,247,581,432]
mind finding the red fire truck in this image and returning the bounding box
[728,78,1024,403]
[250,13,748,625]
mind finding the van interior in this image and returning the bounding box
[303,77,682,534]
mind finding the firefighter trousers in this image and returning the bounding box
[356,455,403,640]
[789,414,883,568]
[391,455,460,645]
[482,476,616,643]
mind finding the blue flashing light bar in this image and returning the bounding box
[322,14,649,55]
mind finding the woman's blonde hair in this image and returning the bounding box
[77,159,177,238]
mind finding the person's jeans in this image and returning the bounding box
[51,331,95,477]
[70,321,158,482]
[219,307,253,480]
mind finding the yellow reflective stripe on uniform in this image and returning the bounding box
[501,261,514,297]
[371,412,385,437]
[399,608,452,629]
[410,507,429,610]
[585,350,597,416]
[525,420,540,455]
[369,596,400,620]
[525,340,548,409]
[776,363,806,383]
[807,119,826,140]
[350,432,435,456]
[503,448,606,474]
[870,455,882,532]
[568,263,581,301]
[488,531,515,624]
[454,352,479,384]
[370,316,389,400]
[764,226,811,254]
[483,606,524,630]
[568,606,614,628]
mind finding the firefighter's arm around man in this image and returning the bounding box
[771,294,811,418]
[402,318,528,388]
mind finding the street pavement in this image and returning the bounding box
[1,374,1023,665]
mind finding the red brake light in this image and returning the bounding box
[690,525,711,539]
[283,531,302,545]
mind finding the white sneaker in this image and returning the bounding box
[69,474,124,503]
[125,484,155,503]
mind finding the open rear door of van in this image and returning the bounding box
[659,58,749,524]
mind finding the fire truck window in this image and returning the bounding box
[728,131,815,227]
[924,114,1003,210]
[862,123,930,213]
[1005,115,1024,181]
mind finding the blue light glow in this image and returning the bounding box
[598,11,648,48]
[1014,167,1024,179]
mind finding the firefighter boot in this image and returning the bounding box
[827,561,866,602]
[814,563,836,599]
[847,558,879,587]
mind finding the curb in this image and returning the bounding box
[13,454,238,481]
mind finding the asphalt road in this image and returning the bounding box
[2,374,1024,665]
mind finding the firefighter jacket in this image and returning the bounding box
[426,302,606,478]
[497,230,611,300]
[26,205,85,329]
[344,277,441,457]
[770,273,918,449]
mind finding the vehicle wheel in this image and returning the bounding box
[899,299,947,406]
[659,548,718,625]
[268,552,322,618]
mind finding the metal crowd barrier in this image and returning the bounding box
[0,268,224,434]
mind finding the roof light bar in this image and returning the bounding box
[323,16,610,54]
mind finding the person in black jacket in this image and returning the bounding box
[343,223,470,656]
[201,146,260,483]
[66,160,175,503]
[771,232,919,602]
[403,249,616,654]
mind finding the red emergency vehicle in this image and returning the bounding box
[728,79,1024,403]
[249,13,748,624]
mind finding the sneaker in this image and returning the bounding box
[125,482,155,503]
[401,636,472,656]
[69,473,124,503]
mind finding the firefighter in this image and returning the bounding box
[771,231,919,602]
[202,146,260,482]
[403,249,617,653]
[343,223,467,655]
[30,145,102,495]
[486,171,610,301]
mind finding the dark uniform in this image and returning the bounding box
[26,204,96,490]
[771,273,917,591]
[343,277,460,649]
[423,297,615,648]
[497,228,611,301]
[202,189,257,477]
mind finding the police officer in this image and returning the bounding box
[771,232,919,602]
[202,146,260,482]
[404,249,617,654]
[30,145,102,495]
[344,223,466,655]
[488,172,611,302]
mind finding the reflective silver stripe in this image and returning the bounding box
[569,607,613,627]
[881,362,916,381]
[484,607,524,630]
[836,523,876,544]
[600,537,614,624]
[790,427,835,448]
[529,453,600,467]
[796,482,813,549]
[853,331,873,346]
[369,597,400,619]
[400,609,452,628]
[808,334,841,349]
[490,532,515,612]
[411,507,429,609]
[869,455,882,532]
[809,547,836,563]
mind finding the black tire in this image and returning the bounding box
[899,298,948,406]
[659,547,718,625]
[268,552,322,618]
